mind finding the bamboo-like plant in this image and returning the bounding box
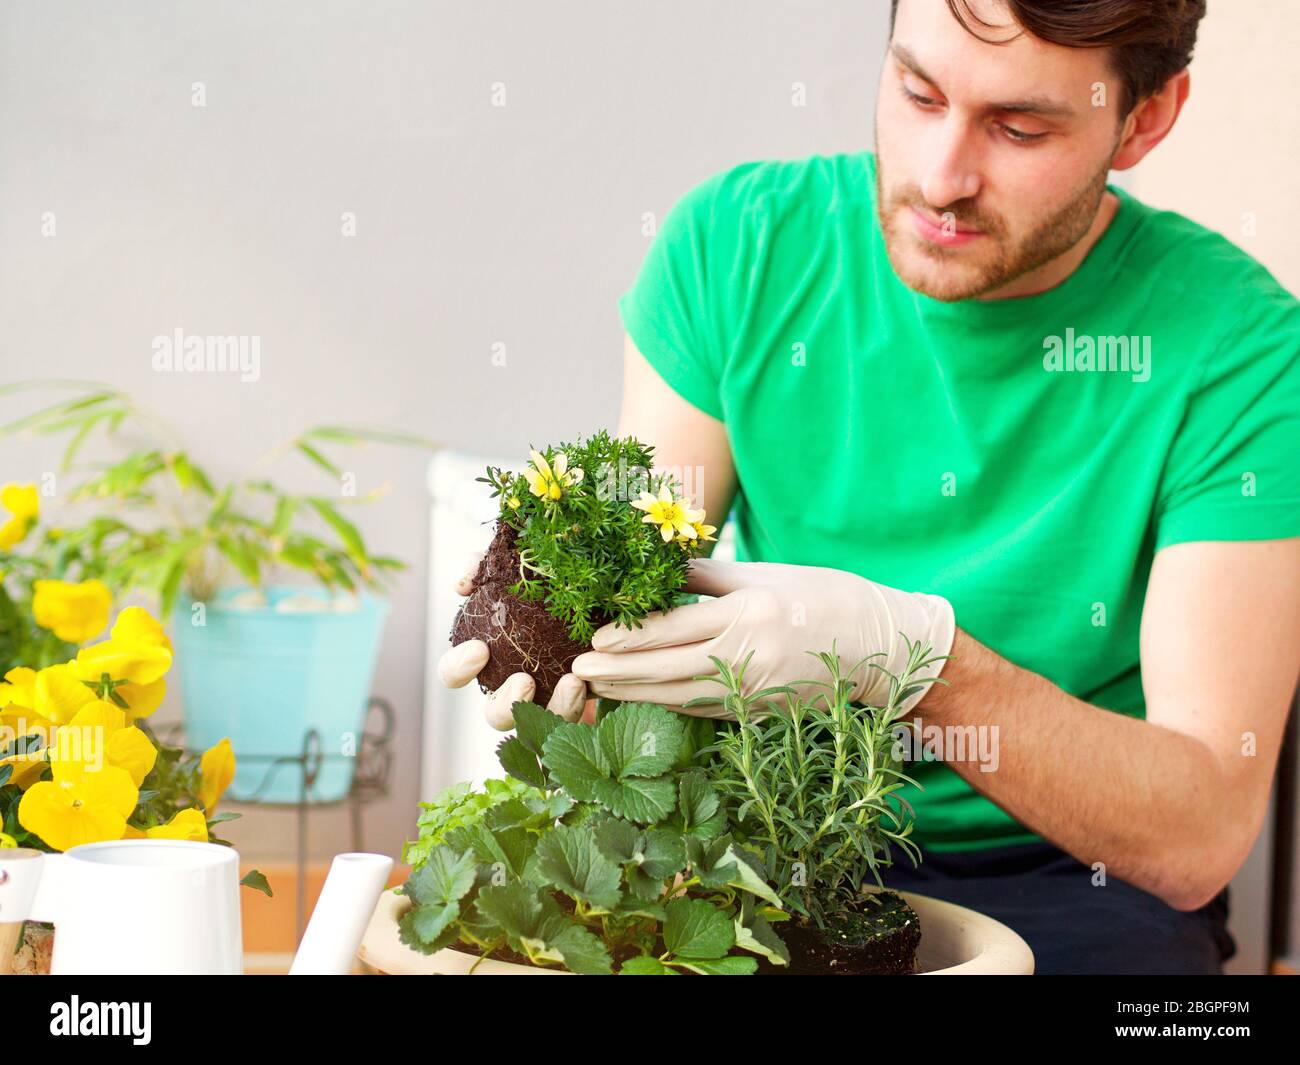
[0,382,434,617]
[694,638,948,930]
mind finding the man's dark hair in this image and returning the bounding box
[889,0,1207,115]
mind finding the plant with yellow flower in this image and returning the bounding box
[0,601,265,893]
[450,432,716,704]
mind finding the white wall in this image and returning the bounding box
[0,0,889,861]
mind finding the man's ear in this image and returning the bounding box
[1111,69,1191,171]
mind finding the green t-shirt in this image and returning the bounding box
[618,150,1300,852]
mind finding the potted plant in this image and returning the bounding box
[1,383,432,801]
[0,567,268,974]
[451,431,715,705]
[378,642,949,975]
[391,698,787,974]
[696,641,945,974]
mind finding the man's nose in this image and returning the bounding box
[919,118,982,208]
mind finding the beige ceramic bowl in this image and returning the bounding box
[358,887,1034,975]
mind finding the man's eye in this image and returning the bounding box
[900,83,940,109]
[998,122,1048,144]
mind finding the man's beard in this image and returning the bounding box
[875,150,1113,302]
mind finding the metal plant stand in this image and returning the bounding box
[157,696,395,939]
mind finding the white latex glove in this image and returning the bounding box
[570,558,955,718]
[437,549,590,731]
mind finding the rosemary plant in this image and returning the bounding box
[694,638,949,930]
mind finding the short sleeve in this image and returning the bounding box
[1154,285,1300,551]
[617,165,764,421]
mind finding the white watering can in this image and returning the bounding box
[0,839,392,975]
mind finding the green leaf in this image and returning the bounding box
[663,897,735,960]
[533,824,623,911]
[718,844,783,908]
[473,879,543,940]
[590,775,676,824]
[541,722,610,799]
[404,845,477,909]
[307,498,367,563]
[511,700,563,756]
[598,701,684,778]
[621,955,678,975]
[592,817,642,865]
[671,954,758,976]
[296,440,342,477]
[640,828,687,878]
[677,771,726,838]
[547,925,614,975]
[497,736,548,789]
[733,914,789,966]
[239,870,273,897]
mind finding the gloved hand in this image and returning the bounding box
[570,558,955,718]
[436,549,589,730]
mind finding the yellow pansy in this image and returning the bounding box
[631,485,701,543]
[199,737,236,814]
[32,578,112,643]
[0,483,39,550]
[523,449,583,501]
[145,808,209,842]
[0,699,55,789]
[0,831,16,848]
[50,699,157,787]
[0,666,37,709]
[18,758,139,851]
[75,606,173,687]
[114,677,166,720]
[33,662,99,725]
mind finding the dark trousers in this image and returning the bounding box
[878,841,1235,975]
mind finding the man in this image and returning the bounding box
[441,0,1300,974]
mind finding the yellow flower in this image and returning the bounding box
[199,737,236,815]
[0,698,56,789]
[74,606,173,686]
[523,450,583,501]
[18,758,138,851]
[0,746,50,789]
[0,483,38,550]
[631,485,701,543]
[0,666,38,709]
[32,578,112,643]
[0,831,16,848]
[115,677,166,720]
[505,495,521,510]
[51,700,157,787]
[33,662,99,725]
[675,519,718,549]
[144,808,209,842]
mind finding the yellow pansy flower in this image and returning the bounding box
[145,808,209,842]
[18,758,139,851]
[33,662,99,725]
[51,700,157,787]
[0,483,38,550]
[523,450,583,501]
[631,485,701,543]
[0,698,55,789]
[0,831,16,848]
[199,737,236,814]
[32,578,112,643]
[75,606,173,687]
[114,677,166,720]
[0,666,37,709]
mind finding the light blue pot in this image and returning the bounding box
[173,587,389,804]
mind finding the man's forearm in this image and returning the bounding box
[913,628,1242,910]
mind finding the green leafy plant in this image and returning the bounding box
[696,638,947,931]
[478,431,715,645]
[397,699,789,975]
[0,382,434,616]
